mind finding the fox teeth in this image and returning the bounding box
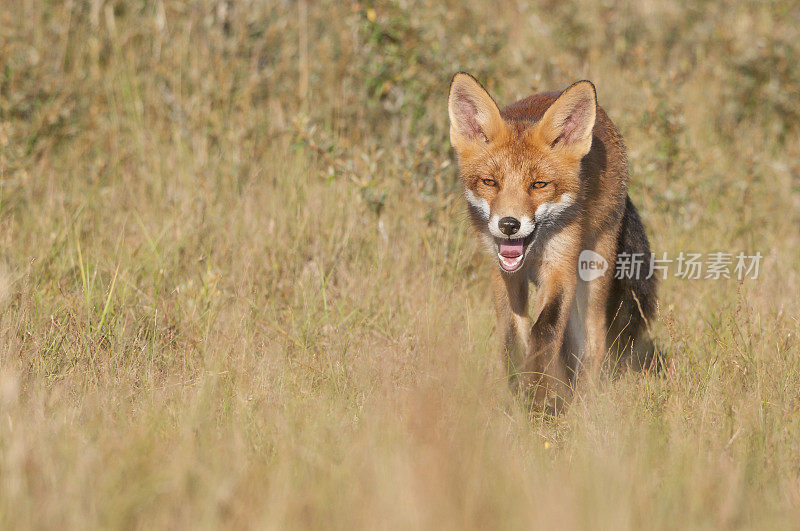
[498,252,524,271]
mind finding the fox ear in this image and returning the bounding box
[536,80,597,158]
[448,73,505,153]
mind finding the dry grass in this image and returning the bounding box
[1,0,799,528]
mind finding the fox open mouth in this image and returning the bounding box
[496,232,536,272]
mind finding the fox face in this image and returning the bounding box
[448,73,597,273]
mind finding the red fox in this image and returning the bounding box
[448,72,656,410]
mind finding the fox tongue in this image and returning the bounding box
[498,239,525,271]
[499,240,524,258]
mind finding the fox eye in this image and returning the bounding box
[531,181,549,189]
[481,178,498,187]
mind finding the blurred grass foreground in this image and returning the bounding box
[1,1,799,528]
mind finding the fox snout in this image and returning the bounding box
[488,212,536,241]
[487,211,538,272]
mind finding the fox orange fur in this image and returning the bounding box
[448,73,656,410]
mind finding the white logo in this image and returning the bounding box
[578,250,608,281]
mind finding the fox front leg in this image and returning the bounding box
[492,267,531,382]
[519,272,575,412]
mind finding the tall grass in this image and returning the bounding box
[1,0,799,528]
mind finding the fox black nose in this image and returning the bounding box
[498,217,521,236]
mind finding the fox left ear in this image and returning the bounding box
[536,80,597,159]
[448,72,506,155]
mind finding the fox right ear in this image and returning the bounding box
[535,80,597,159]
[448,73,505,154]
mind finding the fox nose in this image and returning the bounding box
[498,217,521,236]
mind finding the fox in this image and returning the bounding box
[447,72,657,410]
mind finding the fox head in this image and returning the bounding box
[448,72,597,273]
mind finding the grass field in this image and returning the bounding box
[1,0,800,528]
